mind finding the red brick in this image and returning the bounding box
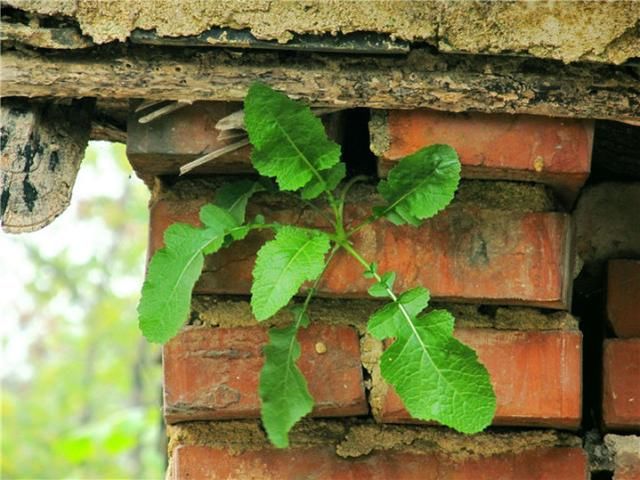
[608,260,640,338]
[614,447,640,480]
[373,110,593,205]
[163,324,367,423]
[379,329,582,429]
[607,435,640,480]
[127,101,343,177]
[603,339,640,430]
[150,195,574,309]
[616,465,640,480]
[171,445,588,479]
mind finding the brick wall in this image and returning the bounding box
[603,261,640,480]
[128,104,640,479]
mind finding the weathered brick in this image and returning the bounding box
[127,101,343,177]
[163,324,367,423]
[376,329,582,429]
[149,193,574,308]
[371,110,593,205]
[574,184,640,278]
[616,462,640,480]
[170,445,588,479]
[603,339,640,430]
[608,260,640,338]
[606,435,640,480]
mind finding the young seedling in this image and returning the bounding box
[138,83,496,447]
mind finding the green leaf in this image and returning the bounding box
[377,145,461,226]
[251,226,331,320]
[300,162,346,200]
[214,180,265,224]
[138,222,230,343]
[379,309,496,433]
[366,285,496,433]
[367,271,397,298]
[244,83,342,197]
[199,204,238,230]
[368,287,430,339]
[198,204,240,252]
[363,262,378,279]
[288,304,310,328]
[259,323,313,448]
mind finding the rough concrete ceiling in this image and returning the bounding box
[6,0,640,64]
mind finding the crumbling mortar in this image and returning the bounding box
[166,418,582,461]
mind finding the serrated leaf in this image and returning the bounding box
[300,162,346,200]
[367,271,397,298]
[199,204,240,252]
[138,223,229,343]
[199,204,238,230]
[378,309,496,433]
[251,226,331,320]
[214,180,265,224]
[377,145,461,226]
[259,323,313,448]
[244,83,341,194]
[368,287,430,339]
[288,304,310,328]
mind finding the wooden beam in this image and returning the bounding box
[1,46,639,121]
[1,98,92,233]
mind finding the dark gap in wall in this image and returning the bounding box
[570,121,640,472]
[591,471,613,480]
[570,118,640,435]
[359,350,374,419]
[569,124,629,439]
[572,270,605,434]
[590,120,640,183]
[1,5,30,24]
[477,305,498,317]
[340,108,377,178]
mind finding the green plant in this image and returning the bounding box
[137,83,496,447]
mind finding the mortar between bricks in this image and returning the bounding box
[165,421,588,479]
[166,419,582,460]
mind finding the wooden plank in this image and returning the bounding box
[2,47,638,121]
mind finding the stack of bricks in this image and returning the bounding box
[604,260,640,480]
[129,104,598,479]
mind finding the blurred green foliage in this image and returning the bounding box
[1,143,164,479]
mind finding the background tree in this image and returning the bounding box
[1,142,163,479]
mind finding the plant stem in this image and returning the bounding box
[215,223,279,245]
[339,241,398,301]
[282,191,336,229]
[284,244,340,366]
[338,175,369,225]
[339,240,431,356]
[293,244,340,325]
[345,214,379,239]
